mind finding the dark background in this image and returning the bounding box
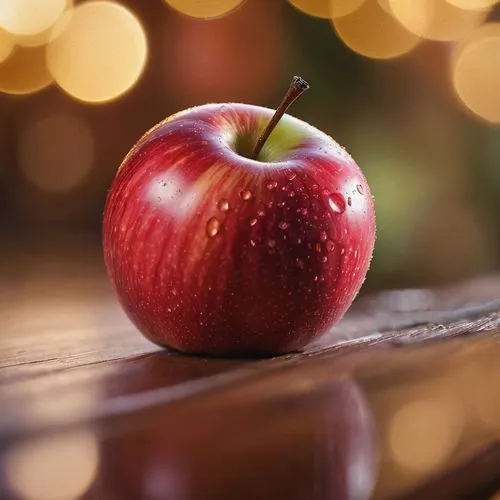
[1,0,499,293]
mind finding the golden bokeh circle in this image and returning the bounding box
[288,0,331,18]
[0,0,67,36]
[333,0,421,60]
[389,399,464,474]
[0,46,53,95]
[46,1,147,104]
[16,29,60,48]
[19,113,95,192]
[377,0,392,12]
[446,0,498,10]
[0,28,14,63]
[5,431,99,500]
[452,23,500,123]
[13,0,73,48]
[331,0,367,18]
[388,0,487,41]
[289,0,366,19]
[165,0,245,19]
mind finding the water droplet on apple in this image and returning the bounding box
[288,173,297,182]
[217,199,230,212]
[239,189,252,201]
[267,201,274,208]
[357,184,364,195]
[347,196,352,206]
[295,258,304,269]
[320,231,327,242]
[288,191,296,198]
[340,248,345,255]
[326,240,335,252]
[278,221,289,230]
[206,217,221,237]
[297,237,302,244]
[266,181,278,190]
[250,239,256,247]
[249,218,257,227]
[328,193,346,214]
[267,239,276,248]
[257,209,265,218]
[277,201,285,207]
[315,243,322,253]
[281,185,289,192]
[171,288,178,296]
[300,193,310,205]
[321,256,328,263]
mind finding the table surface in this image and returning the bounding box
[1,235,500,500]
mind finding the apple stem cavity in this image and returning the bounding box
[252,75,310,160]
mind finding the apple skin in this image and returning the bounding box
[103,103,375,357]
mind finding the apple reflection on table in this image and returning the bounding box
[98,378,379,500]
[2,336,500,499]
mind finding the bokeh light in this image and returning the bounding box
[333,0,421,60]
[0,27,14,63]
[466,359,500,431]
[289,0,367,19]
[0,0,67,36]
[331,0,368,18]
[0,46,53,95]
[288,0,331,18]
[452,23,500,124]
[4,430,99,500]
[446,0,499,10]
[18,113,94,192]
[377,0,392,12]
[46,1,147,103]
[388,0,487,41]
[165,0,245,19]
[13,0,73,48]
[389,399,465,474]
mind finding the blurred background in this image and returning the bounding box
[0,0,499,292]
[1,4,500,500]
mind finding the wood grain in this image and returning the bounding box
[1,242,500,499]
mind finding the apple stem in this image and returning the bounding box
[252,75,310,160]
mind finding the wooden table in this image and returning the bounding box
[1,235,500,500]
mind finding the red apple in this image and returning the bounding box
[103,77,376,357]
